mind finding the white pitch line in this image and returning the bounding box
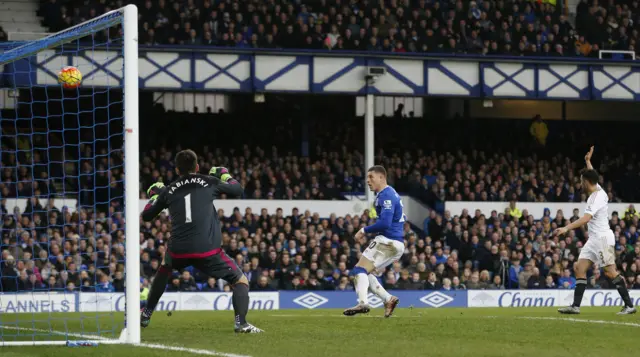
[516,316,640,328]
[0,326,252,357]
[268,314,418,319]
[485,315,640,328]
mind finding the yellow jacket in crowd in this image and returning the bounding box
[530,116,548,146]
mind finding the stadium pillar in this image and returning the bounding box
[365,93,375,204]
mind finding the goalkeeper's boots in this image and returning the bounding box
[557,305,580,314]
[343,304,371,316]
[617,306,637,315]
[140,308,152,328]
[234,323,264,334]
[384,296,400,318]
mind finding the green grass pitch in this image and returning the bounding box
[1,307,638,357]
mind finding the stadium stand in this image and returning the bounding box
[4,195,640,292]
[3,112,640,293]
[2,0,640,299]
[37,0,639,57]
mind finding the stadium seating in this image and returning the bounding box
[2,0,640,295]
[135,117,640,203]
[4,196,640,292]
[3,114,640,292]
[36,0,640,57]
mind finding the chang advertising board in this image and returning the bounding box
[570,290,640,307]
[0,293,75,313]
[77,292,278,312]
[206,292,279,311]
[468,289,640,308]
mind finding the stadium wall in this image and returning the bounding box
[3,290,639,313]
[3,47,639,100]
[2,197,430,223]
[445,201,640,218]
[6,197,637,223]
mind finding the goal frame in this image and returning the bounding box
[0,5,140,346]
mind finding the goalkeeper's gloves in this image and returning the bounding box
[209,167,232,183]
[146,182,165,200]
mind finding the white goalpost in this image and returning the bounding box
[0,5,139,346]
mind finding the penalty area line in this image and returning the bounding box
[0,326,252,357]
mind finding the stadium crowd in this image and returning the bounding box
[3,194,640,293]
[37,0,640,57]
[137,116,640,204]
[3,114,640,293]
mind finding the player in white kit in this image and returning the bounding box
[554,147,636,315]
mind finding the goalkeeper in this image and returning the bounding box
[140,149,263,333]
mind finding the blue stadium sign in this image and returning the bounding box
[280,291,468,309]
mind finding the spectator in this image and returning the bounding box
[406,272,423,290]
[530,115,549,146]
[252,276,275,292]
[466,272,487,290]
[36,0,640,58]
[452,276,466,290]
[489,275,504,290]
[509,259,523,289]
[179,271,198,291]
[202,277,218,292]
[95,274,115,293]
[395,270,412,290]
[558,269,577,289]
[167,277,181,292]
[518,262,534,289]
[113,271,125,292]
[527,268,544,289]
[544,275,557,289]
[441,278,453,291]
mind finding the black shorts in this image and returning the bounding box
[164,249,243,284]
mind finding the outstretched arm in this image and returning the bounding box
[584,146,594,170]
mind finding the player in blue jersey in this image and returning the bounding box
[344,165,405,318]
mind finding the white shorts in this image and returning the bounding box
[579,230,615,266]
[362,235,405,272]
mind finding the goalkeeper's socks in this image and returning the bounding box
[232,283,250,326]
[146,265,172,312]
[572,278,587,307]
[612,275,633,308]
[368,274,391,302]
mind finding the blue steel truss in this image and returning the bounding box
[2,45,639,101]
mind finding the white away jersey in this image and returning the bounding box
[584,184,611,237]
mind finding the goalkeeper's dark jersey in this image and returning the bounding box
[141,173,243,257]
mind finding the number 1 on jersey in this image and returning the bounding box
[184,193,192,223]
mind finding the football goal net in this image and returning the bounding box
[0,5,140,346]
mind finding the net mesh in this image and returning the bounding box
[0,13,127,343]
